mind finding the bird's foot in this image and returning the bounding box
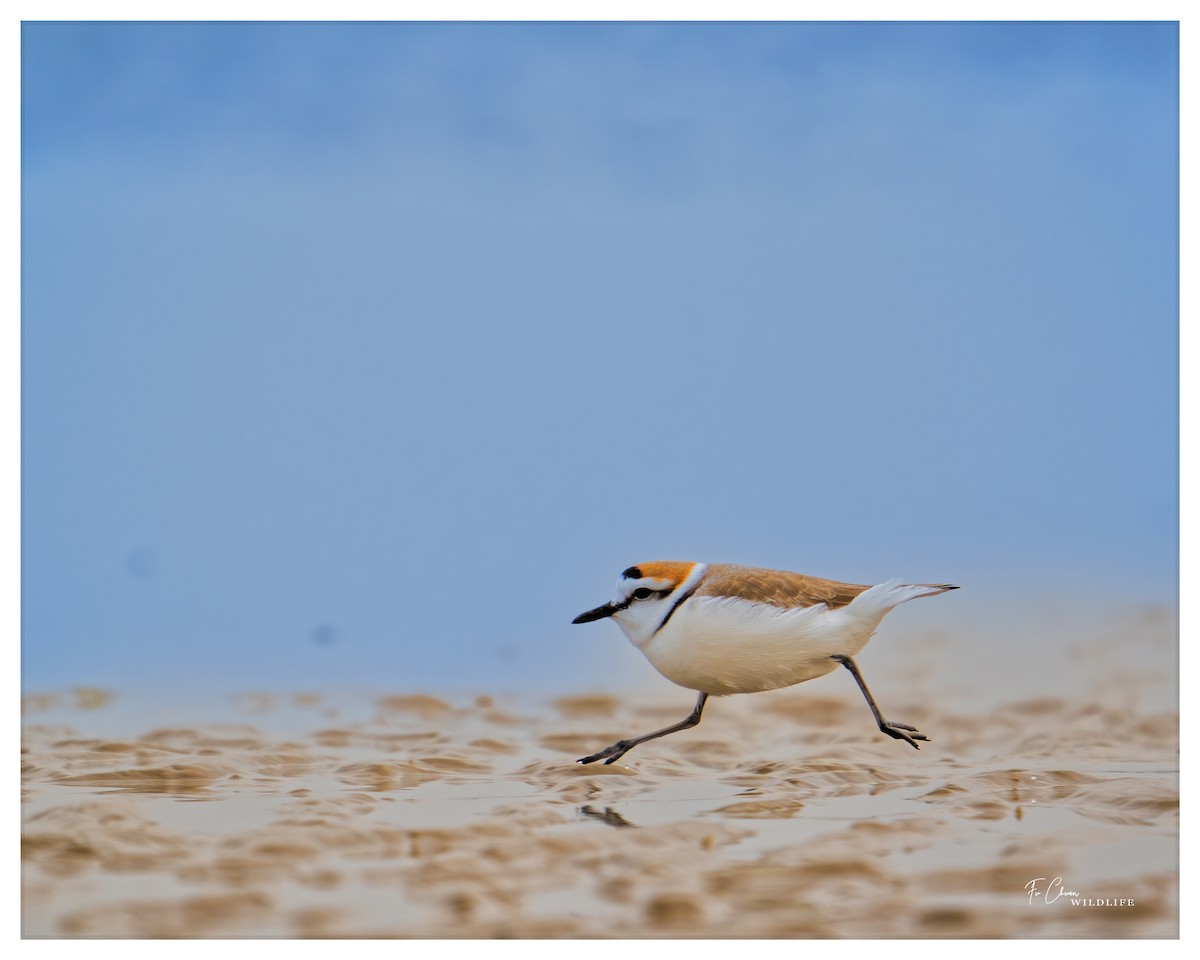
[879,721,929,750]
[578,740,633,765]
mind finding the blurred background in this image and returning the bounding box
[21,22,1178,712]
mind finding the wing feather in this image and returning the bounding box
[696,563,871,610]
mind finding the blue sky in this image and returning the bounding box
[21,22,1178,699]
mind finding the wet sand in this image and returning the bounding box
[22,678,1177,938]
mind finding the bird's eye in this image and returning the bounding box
[633,587,653,600]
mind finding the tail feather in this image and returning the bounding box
[849,579,960,615]
[908,583,960,600]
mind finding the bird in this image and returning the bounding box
[571,561,958,765]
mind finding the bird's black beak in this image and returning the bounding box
[572,602,618,624]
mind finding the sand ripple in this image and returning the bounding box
[22,684,1177,937]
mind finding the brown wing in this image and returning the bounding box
[696,563,872,610]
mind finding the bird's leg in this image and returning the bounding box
[578,693,709,765]
[830,655,928,749]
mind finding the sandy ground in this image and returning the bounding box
[22,672,1177,939]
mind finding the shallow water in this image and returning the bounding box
[22,676,1177,938]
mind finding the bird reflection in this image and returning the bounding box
[579,805,637,828]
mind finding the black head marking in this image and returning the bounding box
[622,566,643,580]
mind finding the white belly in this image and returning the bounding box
[626,594,889,695]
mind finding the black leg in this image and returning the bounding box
[578,693,709,765]
[831,655,928,749]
